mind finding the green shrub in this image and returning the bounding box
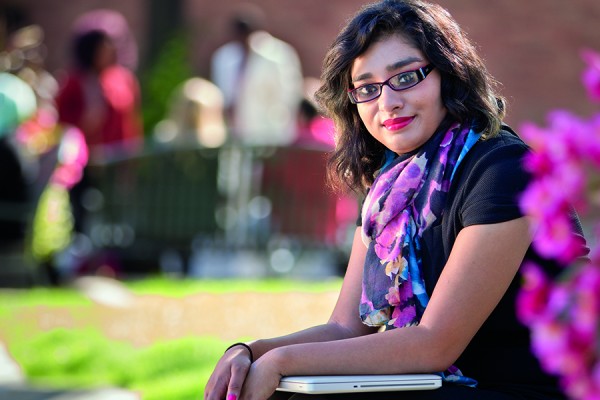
[130,365,213,400]
[125,277,343,296]
[140,31,193,135]
[10,328,228,399]
[2,278,342,398]
[127,337,223,381]
[13,328,135,388]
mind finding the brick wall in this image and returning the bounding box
[185,0,600,128]
[187,0,600,126]
[3,0,600,128]
[0,0,147,70]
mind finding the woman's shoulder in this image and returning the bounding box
[460,124,531,174]
[446,124,532,229]
[450,124,532,205]
[474,124,529,154]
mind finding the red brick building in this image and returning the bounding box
[1,0,599,279]
[2,0,600,129]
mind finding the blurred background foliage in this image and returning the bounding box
[1,1,600,398]
[139,31,192,135]
[0,278,342,398]
[13,329,224,399]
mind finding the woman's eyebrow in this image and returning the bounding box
[351,71,373,83]
[351,56,424,83]
[386,57,423,73]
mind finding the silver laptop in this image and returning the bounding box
[277,374,442,394]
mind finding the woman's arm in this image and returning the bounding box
[205,227,375,400]
[238,217,532,399]
[249,227,375,359]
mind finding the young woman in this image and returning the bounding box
[205,1,586,399]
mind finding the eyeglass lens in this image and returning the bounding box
[349,65,433,103]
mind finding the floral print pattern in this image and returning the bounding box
[360,122,480,387]
[360,122,479,328]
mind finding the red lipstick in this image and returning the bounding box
[383,116,414,131]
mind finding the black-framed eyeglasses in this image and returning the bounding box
[347,64,435,104]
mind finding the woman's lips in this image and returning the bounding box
[383,116,414,130]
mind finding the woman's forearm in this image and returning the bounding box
[269,325,448,377]
[264,221,534,378]
[249,321,369,361]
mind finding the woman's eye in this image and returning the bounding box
[392,72,417,86]
[357,84,378,96]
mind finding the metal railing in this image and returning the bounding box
[84,144,358,277]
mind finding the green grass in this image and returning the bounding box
[0,288,93,343]
[0,277,343,399]
[10,328,226,399]
[0,288,92,308]
[124,276,343,297]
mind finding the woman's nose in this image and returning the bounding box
[378,85,405,112]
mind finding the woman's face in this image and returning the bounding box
[94,37,117,71]
[350,34,447,154]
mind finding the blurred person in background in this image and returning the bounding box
[153,76,227,148]
[7,23,61,204]
[54,10,143,279]
[205,1,588,399]
[210,4,303,147]
[0,72,37,249]
[55,8,142,164]
[294,77,335,149]
[55,28,142,162]
[3,24,59,112]
[210,5,305,246]
[0,20,87,286]
[0,22,59,216]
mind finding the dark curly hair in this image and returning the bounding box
[72,29,109,70]
[315,0,505,194]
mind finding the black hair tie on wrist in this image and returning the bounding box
[225,342,254,363]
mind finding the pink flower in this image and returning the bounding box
[591,363,600,397]
[569,265,600,344]
[520,122,551,154]
[534,214,586,263]
[525,261,600,399]
[531,319,572,374]
[519,178,563,221]
[582,49,600,103]
[522,149,554,177]
[516,262,552,325]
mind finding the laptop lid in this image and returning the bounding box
[277,374,442,394]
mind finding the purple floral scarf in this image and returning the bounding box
[360,122,480,386]
[360,122,479,327]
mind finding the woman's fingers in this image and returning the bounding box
[204,374,228,400]
[226,361,250,400]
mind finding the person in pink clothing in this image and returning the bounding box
[54,17,143,277]
[55,29,142,161]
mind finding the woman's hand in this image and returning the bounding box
[204,345,253,400]
[239,350,284,400]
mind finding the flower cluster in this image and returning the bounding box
[517,49,600,399]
